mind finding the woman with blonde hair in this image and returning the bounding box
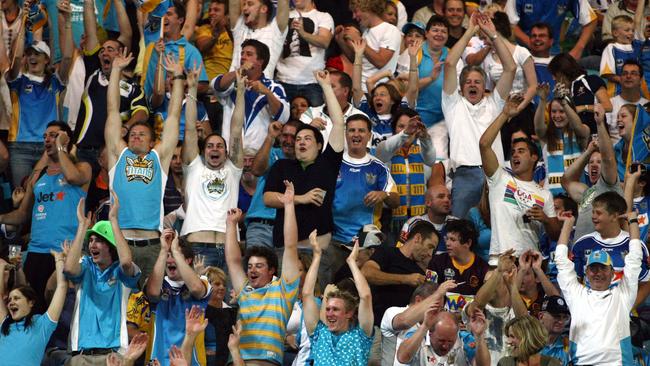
[498,315,561,366]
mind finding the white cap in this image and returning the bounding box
[28,41,51,58]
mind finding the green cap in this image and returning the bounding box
[85,221,116,247]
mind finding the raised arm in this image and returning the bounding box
[225,208,247,293]
[46,251,67,321]
[251,122,282,176]
[351,39,365,107]
[105,50,132,168]
[181,0,199,40]
[82,0,98,51]
[229,69,246,169]
[316,70,344,152]
[180,305,208,363]
[278,180,300,282]
[171,235,207,299]
[405,40,421,108]
[561,140,594,201]
[228,0,240,28]
[594,104,617,184]
[7,3,28,81]
[636,0,646,39]
[113,0,131,49]
[303,230,322,335]
[569,20,596,61]
[348,241,373,336]
[275,0,289,32]
[443,13,478,95]
[182,65,200,164]
[480,95,523,177]
[396,304,437,363]
[55,131,91,187]
[63,199,91,277]
[109,194,135,275]
[391,281,455,331]
[145,229,172,301]
[481,16,516,99]
[517,56,538,112]
[533,84,550,141]
[155,54,184,169]
[57,0,74,84]
[624,167,642,216]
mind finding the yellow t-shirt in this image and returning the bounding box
[195,25,233,79]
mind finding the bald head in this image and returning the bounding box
[425,185,452,217]
[430,312,459,356]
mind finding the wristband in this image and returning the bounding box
[172,74,186,80]
[629,218,639,225]
[490,33,498,40]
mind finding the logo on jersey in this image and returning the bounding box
[444,267,456,281]
[125,156,154,183]
[206,176,225,195]
[365,172,377,185]
[524,3,533,13]
[36,191,66,203]
[425,269,438,282]
[503,180,544,209]
[24,84,33,94]
[557,4,566,15]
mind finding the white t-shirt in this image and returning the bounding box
[607,94,649,143]
[482,45,532,94]
[180,157,243,236]
[487,168,556,262]
[276,9,334,85]
[361,22,402,92]
[380,305,415,366]
[442,90,506,169]
[230,16,287,79]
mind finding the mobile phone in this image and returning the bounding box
[630,162,648,174]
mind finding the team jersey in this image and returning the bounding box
[358,98,409,151]
[30,172,87,254]
[245,148,285,223]
[532,56,555,104]
[237,276,300,365]
[149,277,211,366]
[9,73,65,142]
[506,0,597,53]
[332,153,393,243]
[153,96,207,141]
[74,52,148,148]
[109,148,166,232]
[426,253,489,312]
[601,42,642,96]
[0,313,57,366]
[571,230,650,283]
[68,256,141,351]
[542,131,583,196]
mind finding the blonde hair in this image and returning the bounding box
[349,0,386,16]
[612,15,634,31]
[205,266,227,286]
[505,315,548,360]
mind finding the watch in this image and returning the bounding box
[629,218,639,225]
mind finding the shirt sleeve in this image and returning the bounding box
[381,26,402,52]
[117,262,142,289]
[65,256,89,284]
[573,0,598,26]
[504,0,519,24]
[380,306,403,335]
[622,238,644,308]
[264,161,285,194]
[269,82,290,122]
[555,245,583,309]
[570,240,586,279]
[600,44,616,76]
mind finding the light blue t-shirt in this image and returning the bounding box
[0,313,57,366]
[309,322,374,366]
[416,46,448,127]
[67,256,141,351]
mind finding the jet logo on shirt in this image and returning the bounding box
[125,156,154,183]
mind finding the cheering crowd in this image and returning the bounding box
[1,0,650,364]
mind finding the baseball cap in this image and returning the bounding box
[541,295,570,315]
[85,221,116,247]
[27,41,51,58]
[402,21,426,36]
[586,250,613,267]
[347,224,385,250]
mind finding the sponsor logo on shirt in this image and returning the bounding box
[125,156,154,183]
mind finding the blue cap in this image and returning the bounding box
[402,21,425,35]
[586,250,613,267]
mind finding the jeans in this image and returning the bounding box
[450,166,485,219]
[9,142,43,188]
[191,243,227,272]
[245,221,274,249]
[280,82,324,107]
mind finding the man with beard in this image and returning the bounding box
[73,0,146,168]
[180,67,245,269]
[246,120,299,248]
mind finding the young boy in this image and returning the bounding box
[571,191,650,284]
[601,15,640,96]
